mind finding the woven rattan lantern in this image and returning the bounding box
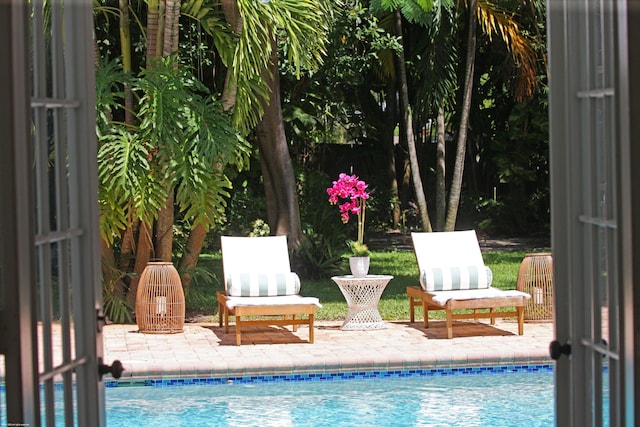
[135,262,185,333]
[516,253,554,322]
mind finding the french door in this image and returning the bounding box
[1,0,108,425]
[548,0,637,425]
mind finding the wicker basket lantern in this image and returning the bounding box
[135,262,185,333]
[516,253,554,322]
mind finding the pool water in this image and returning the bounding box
[106,371,555,427]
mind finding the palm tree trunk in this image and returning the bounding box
[394,8,432,232]
[260,153,279,229]
[127,221,153,306]
[256,38,304,248]
[178,222,208,293]
[163,0,180,56]
[119,0,134,125]
[146,0,160,64]
[400,157,411,226]
[220,0,242,110]
[445,0,477,231]
[154,0,181,261]
[155,193,174,261]
[101,237,126,299]
[436,106,446,231]
[156,0,166,60]
[178,0,241,291]
[118,222,136,274]
[384,80,401,228]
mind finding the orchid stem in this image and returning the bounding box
[358,198,366,246]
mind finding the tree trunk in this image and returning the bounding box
[384,80,401,228]
[156,0,166,60]
[112,0,136,295]
[260,153,279,229]
[394,8,432,232]
[154,1,180,262]
[400,157,411,226]
[255,38,303,248]
[101,237,126,299]
[178,222,208,293]
[178,0,241,289]
[163,0,181,57]
[127,221,153,306]
[162,0,180,56]
[436,106,446,231]
[155,192,174,261]
[177,0,241,291]
[220,0,242,110]
[119,0,134,125]
[445,0,478,231]
[118,222,136,281]
[146,0,160,64]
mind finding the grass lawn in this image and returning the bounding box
[186,249,530,323]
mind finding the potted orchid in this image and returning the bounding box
[327,173,371,276]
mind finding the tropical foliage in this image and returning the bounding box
[93,0,549,322]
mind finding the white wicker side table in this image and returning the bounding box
[331,275,393,330]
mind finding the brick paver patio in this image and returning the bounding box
[103,319,554,382]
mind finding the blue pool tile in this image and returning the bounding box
[100,363,559,389]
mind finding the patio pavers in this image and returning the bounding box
[103,319,554,382]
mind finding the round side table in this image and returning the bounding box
[331,275,393,330]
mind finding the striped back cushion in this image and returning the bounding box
[420,265,492,292]
[226,272,301,297]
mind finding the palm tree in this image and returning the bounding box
[370,0,440,231]
[444,0,479,231]
[95,0,250,314]
[444,0,541,230]
[392,6,433,231]
[95,0,334,314]
[216,0,333,248]
[376,0,542,231]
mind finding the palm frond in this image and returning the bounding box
[226,0,333,132]
[476,0,539,99]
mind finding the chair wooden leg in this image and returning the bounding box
[235,318,242,345]
[224,308,230,334]
[517,307,524,335]
[409,296,416,323]
[446,310,453,339]
[309,314,314,344]
[292,314,298,332]
[423,301,429,328]
[490,308,496,325]
[218,301,223,327]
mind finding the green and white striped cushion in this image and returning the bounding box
[420,265,492,292]
[226,272,301,297]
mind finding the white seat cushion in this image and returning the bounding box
[428,288,531,306]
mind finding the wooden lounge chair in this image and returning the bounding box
[216,235,320,345]
[407,230,530,338]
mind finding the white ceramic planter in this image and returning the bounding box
[349,256,370,278]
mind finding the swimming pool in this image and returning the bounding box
[106,365,555,427]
